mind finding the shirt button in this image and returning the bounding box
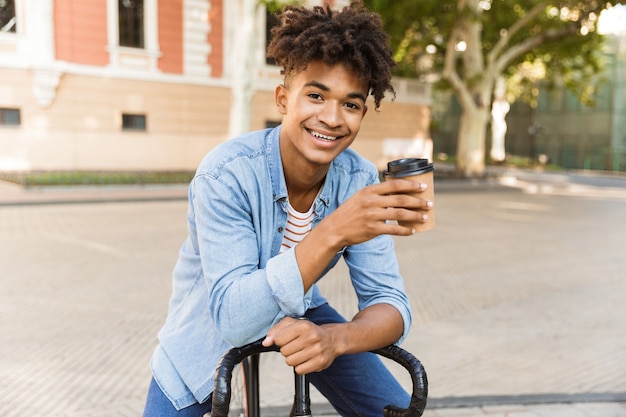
[278,227,283,233]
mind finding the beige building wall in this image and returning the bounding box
[1,67,431,171]
[1,69,228,170]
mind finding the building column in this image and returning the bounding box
[184,0,211,77]
[28,0,62,108]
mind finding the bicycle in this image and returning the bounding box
[211,338,428,417]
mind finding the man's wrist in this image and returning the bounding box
[321,322,350,357]
[313,217,346,253]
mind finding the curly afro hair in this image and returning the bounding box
[266,3,396,110]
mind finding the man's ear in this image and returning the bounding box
[275,84,288,115]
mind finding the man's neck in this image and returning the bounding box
[283,165,327,213]
[278,133,330,212]
[285,176,324,213]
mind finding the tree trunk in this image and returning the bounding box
[228,0,257,139]
[456,106,490,177]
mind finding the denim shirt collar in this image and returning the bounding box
[268,126,288,203]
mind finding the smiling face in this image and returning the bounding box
[276,61,369,183]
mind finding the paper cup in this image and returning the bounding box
[383,158,435,232]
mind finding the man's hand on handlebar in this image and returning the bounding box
[262,317,338,375]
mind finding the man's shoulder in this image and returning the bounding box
[196,128,274,176]
[332,148,378,177]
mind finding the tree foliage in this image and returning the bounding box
[363,0,611,176]
[261,0,302,13]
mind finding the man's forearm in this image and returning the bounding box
[322,303,404,356]
[294,219,344,292]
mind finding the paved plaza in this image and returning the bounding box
[0,170,625,417]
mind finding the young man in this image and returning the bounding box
[143,4,432,417]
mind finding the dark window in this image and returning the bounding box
[265,9,279,65]
[122,113,147,131]
[0,108,20,126]
[0,0,16,33]
[119,0,144,48]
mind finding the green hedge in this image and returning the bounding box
[0,171,196,187]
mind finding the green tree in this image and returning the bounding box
[363,0,610,177]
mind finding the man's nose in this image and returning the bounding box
[317,102,342,127]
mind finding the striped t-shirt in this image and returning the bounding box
[279,202,314,254]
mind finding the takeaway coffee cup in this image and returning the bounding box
[383,158,435,232]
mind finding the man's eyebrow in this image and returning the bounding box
[304,81,330,91]
[347,91,367,103]
[304,81,367,103]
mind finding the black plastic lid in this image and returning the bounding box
[383,158,435,178]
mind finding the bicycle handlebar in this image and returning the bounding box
[372,345,428,417]
[211,340,280,417]
[212,339,428,417]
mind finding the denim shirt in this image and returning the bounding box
[150,126,412,410]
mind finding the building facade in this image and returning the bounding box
[0,0,431,172]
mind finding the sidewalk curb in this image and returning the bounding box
[0,182,189,206]
[426,392,626,409]
[262,393,626,417]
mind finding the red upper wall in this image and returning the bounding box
[55,0,108,66]
[158,1,183,73]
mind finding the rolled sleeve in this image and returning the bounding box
[265,247,313,316]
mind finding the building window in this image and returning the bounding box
[119,0,144,48]
[0,0,16,33]
[122,113,146,131]
[0,108,20,126]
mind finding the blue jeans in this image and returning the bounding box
[143,303,410,417]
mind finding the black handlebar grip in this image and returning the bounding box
[373,345,428,417]
[211,339,280,417]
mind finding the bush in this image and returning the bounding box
[0,171,196,187]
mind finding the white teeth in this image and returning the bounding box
[311,130,338,141]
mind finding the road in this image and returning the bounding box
[1,174,625,416]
